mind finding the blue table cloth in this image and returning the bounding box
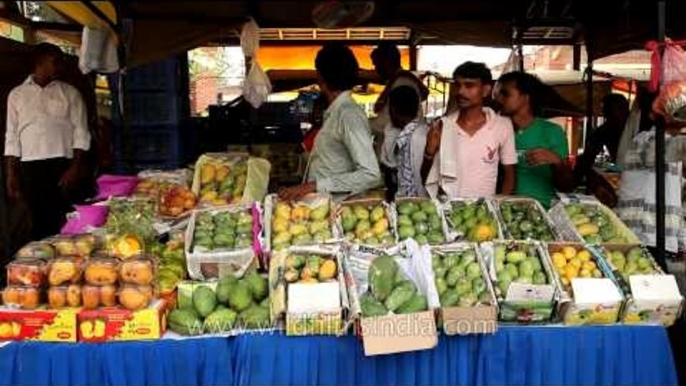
[0,326,677,386]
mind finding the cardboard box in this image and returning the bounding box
[432,244,498,335]
[360,311,438,356]
[482,241,560,324]
[77,299,168,342]
[0,307,79,342]
[286,281,342,336]
[595,244,684,326]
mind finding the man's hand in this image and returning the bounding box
[424,119,443,157]
[59,164,81,191]
[278,182,316,201]
[525,148,562,166]
[6,172,20,200]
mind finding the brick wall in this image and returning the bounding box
[190,76,218,116]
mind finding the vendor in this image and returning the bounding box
[279,43,381,201]
[369,43,428,196]
[4,43,90,239]
[497,71,575,208]
[421,62,516,199]
[575,93,630,183]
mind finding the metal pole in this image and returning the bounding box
[655,0,667,267]
[584,40,594,152]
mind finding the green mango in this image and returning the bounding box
[342,215,358,232]
[310,205,330,221]
[397,202,417,215]
[440,292,460,307]
[398,225,416,240]
[435,277,448,295]
[396,294,428,314]
[397,214,413,227]
[415,235,429,244]
[360,292,388,317]
[411,211,428,223]
[368,255,398,301]
[384,281,416,312]
[427,232,445,244]
[370,206,385,222]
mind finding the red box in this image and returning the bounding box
[0,307,79,342]
[77,299,168,342]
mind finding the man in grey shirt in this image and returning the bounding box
[279,44,381,201]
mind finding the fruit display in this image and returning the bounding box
[84,258,119,286]
[2,286,42,309]
[195,156,248,206]
[119,258,156,286]
[190,208,254,253]
[14,242,55,260]
[445,200,500,242]
[602,246,659,281]
[159,185,197,218]
[7,260,47,287]
[268,196,333,251]
[548,244,604,290]
[82,284,118,309]
[563,203,631,244]
[47,258,83,286]
[394,198,446,244]
[431,247,492,307]
[47,285,82,308]
[337,200,395,246]
[169,272,270,335]
[491,243,550,296]
[282,253,338,284]
[360,255,428,317]
[118,285,155,311]
[149,238,187,295]
[105,198,157,243]
[46,234,98,257]
[497,200,556,241]
[105,234,144,260]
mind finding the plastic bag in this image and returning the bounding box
[61,205,110,234]
[79,26,119,74]
[243,62,272,109]
[654,43,686,119]
[241,18,260,57]
[95,175,138,200]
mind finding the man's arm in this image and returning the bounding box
[316,110,381,195]
[5,92,21,199]
[421,120,442,183]
[500,164,516,195]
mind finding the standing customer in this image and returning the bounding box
[5,43,90,239]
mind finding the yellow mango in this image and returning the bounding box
[215,165,230,182]
[372,218,389,235]
[201,164,216,184]
[289,224,308,237]
[318,260,337,281]
[272,218,289,234]
[274,203,292,221]
[577,223,599,237]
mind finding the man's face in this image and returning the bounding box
[451,76,489,110]
[372,56,393,81]
[497,81,528,116]
[37,53,63,81]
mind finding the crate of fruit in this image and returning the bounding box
[480,241,560,323]
[263,193,335,254]
[192,153,271,207]
[269,245,349,336]
[393,197,448,245]
[430,243,498,334]
[545,242,625,325]
[347,240,440,356]
[592,244,683,326]
[334,198,398,248]
[549,197,640,244]
[169,271,272,337]
[442,198,504,242]
[494,197,559,241]
[184,204,260,281]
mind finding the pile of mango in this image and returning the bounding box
[192,210,253,252]
[605,247,658,281]
[432,249,492,307]
[395,199,445,244]
[359,255,428,317]
[499,201,555,241]
[168,272,270,335]
[447,201,498,242]
[198,161,248,206]
[564,204,627,244]
[271,201,332,250]
[339,202,394,246]
[493,243,549,297]
[282,254,338,284]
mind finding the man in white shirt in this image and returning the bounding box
[4,43,91,238]
[421,62,517,198]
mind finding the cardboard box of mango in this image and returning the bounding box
[549,199,640,244]
[335,198,397,247]
[442,199,503,243]
[265,194,334,253]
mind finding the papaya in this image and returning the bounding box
[239,305,270,329]
[169,308,203,335]
[193,286,217,318]
[204,308,238,333]
[245,273,268,302]
[360,292,388,317]
[368,255,398,301]
[229,282,253,312]
[216,276,237,305]
[396,294,428,314]
[384,281,416,312]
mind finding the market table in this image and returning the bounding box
[0,325,677,386]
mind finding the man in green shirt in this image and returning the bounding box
[497,72,575,208]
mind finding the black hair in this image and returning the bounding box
[315,43,359,92]
[453,61,492,84]
[33,42,63,66]
[498,71,545,114]
[388,85,420,118]
[602,93,630,115]
[371,42,401,67]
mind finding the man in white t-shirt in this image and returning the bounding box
[421,62,516,198]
